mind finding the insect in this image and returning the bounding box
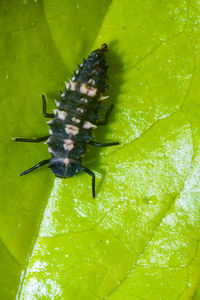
[14,43,119,197]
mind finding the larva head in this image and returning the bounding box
[49,157,81,178]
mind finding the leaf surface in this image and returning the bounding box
[0,0,200,299]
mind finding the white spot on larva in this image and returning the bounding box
[70,81,77,91]
[87,87,97,97]
[46,120,53,125]
[81,98,88,104]
[77,107,84,114]
[64,139,74,151]
[65,81,77,91]
[72,76,75,81]
[65,124,79,135]
[80,84,88,94]
[63,158,70,165]
[99,94,109,101]
[57,110,67,120]
[49,129,53,135]
[72,117,81,123]
[83,121,97,129]
[80,63,83,67]
[88,78,95,86]
[79,84,97,97]
[76,69,79,74]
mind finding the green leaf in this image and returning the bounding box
[0,0,200,299]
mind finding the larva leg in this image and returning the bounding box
[82,167,95,198]
[88,141,119,147]
[42,94,54,118]
[96,105,113,125]
[14,136,49,143]
[20,159,50,176]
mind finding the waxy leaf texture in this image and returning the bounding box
[0,0,200,299]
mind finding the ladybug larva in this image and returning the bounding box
[14,44,119,197]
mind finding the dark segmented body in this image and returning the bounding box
[14,44,119,197]
[48,44,108,178]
